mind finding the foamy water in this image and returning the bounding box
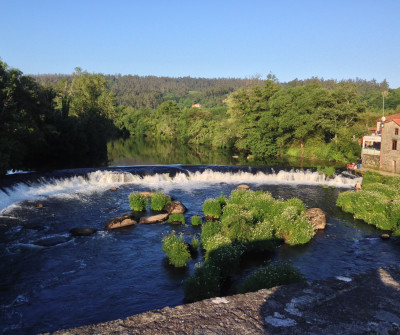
[0,169,361,212]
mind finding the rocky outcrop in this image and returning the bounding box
[106,214,137,230]
[305,208,326,230]
[139,213,169,224]
[165,201,187,214]
[70,228,96,236]
[46,266,400,335]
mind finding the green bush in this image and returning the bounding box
[151,191,171,211]
[239,262,305,294]
[247,220,276,251]
[191,215,202,226]
[203,198,222,219]
[183,263,221,302]
[191,235,200,251]
[168,213,185,225]
[317,166,336,177]
[273,206,315,245]
[128,192,148,211]
[217,194,227,207]
[221,213,254,243]
[207,244,244,278]
[162,231,191,267]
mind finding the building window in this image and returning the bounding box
[393,140,398,151]
[396,128,399,135]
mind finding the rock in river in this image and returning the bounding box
[139,213,169,224]
[165,201,187,214]
[305,208,326,230]
[70,227,97,236]
[106,214,137,230]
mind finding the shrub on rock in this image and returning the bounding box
[168,213,185,225]
[203,199,222,219]
[128,193,148,211]
[151,191,171,211]
[191,215,202,226]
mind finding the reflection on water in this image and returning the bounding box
[107,137,345,168]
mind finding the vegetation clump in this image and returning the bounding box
[183,189,314,302]
[337,172,400,231]
[239,262,305,294]
[191,215,202,226]
[203,198,223,219]
[168,213,185,225]
[151,191,171,211]
[128,192,148,211]
[162,231,191,267]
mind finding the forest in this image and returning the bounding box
[2,58,400,176]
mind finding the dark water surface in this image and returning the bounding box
[0,165,399,334]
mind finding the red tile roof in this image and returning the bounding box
[392,119,400,126]
[381,112,400,122]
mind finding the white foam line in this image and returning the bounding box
[0,169,361,212]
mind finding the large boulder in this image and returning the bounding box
[139,213,169,224]
[106,214,137,230]
[237,184,250,190]
[70,228,96,236]
[165,201,187,214]
[305,208,326,230]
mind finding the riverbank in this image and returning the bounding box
[44,265,400,335]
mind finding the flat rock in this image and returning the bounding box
[110,187,118,191]
[139,213,169,224]
[106,214,137,230]
[165,201,187,214]
[237,184,250,190]
[70,228,97,236]
[305,208,326,230]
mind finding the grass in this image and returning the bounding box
[239,262,305,294]
[151,191,171,211]
[168,213,185,225]
[162,231,191,267]
[191,215,202,226]
[203,198,222,219]
[128,192,148,211]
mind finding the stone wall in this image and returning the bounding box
[361,153,380,169]
[45,266,400,335]
[381,121,400,173]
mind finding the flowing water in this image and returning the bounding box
[0,165,399,334]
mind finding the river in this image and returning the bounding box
[0,140,398,334]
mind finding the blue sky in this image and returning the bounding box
[1,0,400,87]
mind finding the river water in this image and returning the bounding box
[0,165,399,334]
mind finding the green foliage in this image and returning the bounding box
[183,263,221,302]
[191,215,202,226]
[168,213,185,225]
[239,262,305,294]
[317,166,336,177]
[150,191,171,211]
[200,221,222,251]
[128,192,148,211]
[191,236,200,250]
[273,206,315,245]
[337,175,400,232]
[203,198,222,219]
[207,244,244,277]
[162,231,191,267]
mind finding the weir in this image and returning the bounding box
[0,166,361,212]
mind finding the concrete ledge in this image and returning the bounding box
[45,266,400,335]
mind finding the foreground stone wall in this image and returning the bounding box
[45,266,400,335]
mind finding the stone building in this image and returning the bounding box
[380,119,400,173]
[361,112,400,173]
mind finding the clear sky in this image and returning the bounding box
[1,0,399,87]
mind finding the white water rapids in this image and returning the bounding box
[0,169,361,212]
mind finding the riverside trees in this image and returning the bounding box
[0,62,119,175]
